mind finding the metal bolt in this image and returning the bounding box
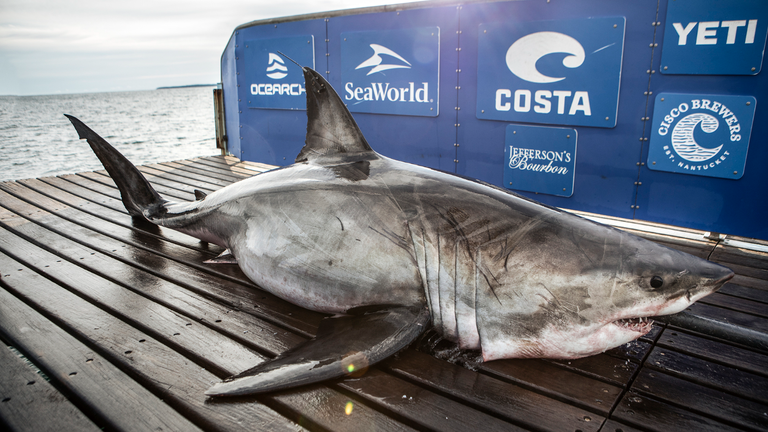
[481,110,485,113]
[747,101,751,106]
[752,67,756,71]
[664,66,668,70]
[614,24,617,28]
[734,171,738,175]
[661,98,665,101]
[605,117,609,120]
[566,135,570,138]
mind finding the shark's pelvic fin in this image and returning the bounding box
[65,114,166,219]
[205,306,430,397]
[295,68,376,163]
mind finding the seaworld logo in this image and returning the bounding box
[355,44,412,75]
[656,98,742,171]
[345,44,429,104]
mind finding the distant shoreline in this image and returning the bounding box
[157,84,217,90]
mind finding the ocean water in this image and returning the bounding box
[0,87,221,182]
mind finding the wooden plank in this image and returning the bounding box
[384,350,602,432]
[632,368,768,431]
[160,160,246,182]
[547,353,638,388]
[73,171,194,202]
[25,177,223,254]
[0,344,101,432]
[711,241,768,271]
[181,158,259,177]
[645,348,768,404]
[699,292,768,319]
[0,289,204,432]
[194,157,270,176]
[339,368,529,432]
[0,197,316,350]
[1,180,322,336]
[656,328,768,377]
[0,252,300,431]
[271,384,418,432]
[478,358,623,415]
[612,391,744,432]
[683,302,768,334]
[137,165,226,191]
[719,282,768,303]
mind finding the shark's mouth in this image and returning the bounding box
[612,316,654,333]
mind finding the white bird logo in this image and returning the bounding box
[355,44,411,75]
[266,53,288,80]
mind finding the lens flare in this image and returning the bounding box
[347,363,355,373]
[345,401,354,415]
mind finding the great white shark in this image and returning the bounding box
[65,66,734,397]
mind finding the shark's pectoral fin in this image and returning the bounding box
[205,305,430,397]
[203,249,237,264]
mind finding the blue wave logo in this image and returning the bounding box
[505,32,585,83]
[355,44,412,75]
[266,53,288,80]
[671,113,723,162]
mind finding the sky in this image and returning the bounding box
[0,0,423,96]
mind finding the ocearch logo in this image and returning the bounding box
[506,32,586,83]
[266,53,288,80]
[496,31,591,117]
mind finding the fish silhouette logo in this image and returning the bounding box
[266,53,288,79]
[355,44,412,75]
[671,113,723,162]
[506,32,585,83]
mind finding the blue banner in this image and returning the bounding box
[660,0,768,75]
[503,125,577,197]
[477,17,625,128]
[647,93,756,179]
[340,27,440,117]
[244,36,315,110]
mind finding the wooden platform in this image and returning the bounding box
[1,155,767,432]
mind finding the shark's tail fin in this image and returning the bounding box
[65,114,166,220]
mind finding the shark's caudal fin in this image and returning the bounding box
[295,68,376,163]
[65,115,166,219]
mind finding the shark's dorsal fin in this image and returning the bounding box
[295,67,376,163]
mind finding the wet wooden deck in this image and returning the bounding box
[0,155,766,432]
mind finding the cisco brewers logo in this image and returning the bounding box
[477,17,625,128]
[344,43,430,105]
[648,93,755,179]
[340,27,439,117]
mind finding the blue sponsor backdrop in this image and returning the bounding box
[660,0,768,75]
[477,17,625,128]
[503,125,577,197]
[341,27,440,116]
[243,36,315,110]
[222,0,768,240]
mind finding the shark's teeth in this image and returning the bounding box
[614,317,654,331]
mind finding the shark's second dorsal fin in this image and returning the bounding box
[295,68,376,164]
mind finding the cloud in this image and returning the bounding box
[0,0,422,95]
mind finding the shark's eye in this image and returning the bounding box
[650,276,664,288]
